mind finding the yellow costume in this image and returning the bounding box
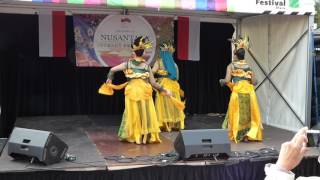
[101,60,162,144]
[119,60,161,144]
[153,41,185,132]
[100,36,165,144]
[154,59,185,131]
[222,61,263,143]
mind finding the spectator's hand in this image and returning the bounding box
[276,127,308,172]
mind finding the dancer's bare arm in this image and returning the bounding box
[106,62,127,83]
[219,64,232,86]
[149,67,171,96]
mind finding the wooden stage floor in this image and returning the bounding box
[0,114,318,172]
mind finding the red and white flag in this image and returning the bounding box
[38,10,66,57]
[177,16,200,61]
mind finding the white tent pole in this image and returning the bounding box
[236,18,242,38]
[306,15,315,128]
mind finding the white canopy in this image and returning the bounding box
[0,0,315,132]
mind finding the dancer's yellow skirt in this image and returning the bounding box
[155,78,185,132]
[222,80,263,143]
[118,79,161,144]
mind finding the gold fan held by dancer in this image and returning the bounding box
[152,41,185,132]
[220,36,263,143]
[99,36,173,145]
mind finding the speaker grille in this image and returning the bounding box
[174,129,230,159]
[8,127,68,165]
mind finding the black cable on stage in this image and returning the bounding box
[258,147,279,157]
[104,148,279,166]
[104,151,179,166]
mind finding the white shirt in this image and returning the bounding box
[265,164,320,180]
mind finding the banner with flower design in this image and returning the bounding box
[73,14,173,67]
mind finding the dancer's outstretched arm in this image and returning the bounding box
[152,59,159,74]
[219,64,232,86]
[148,67,171,96]
[251,71,258,86]
[175,63,179,81]
[106,62,127,84]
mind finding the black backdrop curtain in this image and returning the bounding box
[175,21,233,114]
[0,13,234,137]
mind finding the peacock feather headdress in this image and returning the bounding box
[230,35,250,50]
[160,40,175,53]
[131,36,153,51]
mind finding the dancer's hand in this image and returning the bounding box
[165,89,172,96]
[106,79,112,84]
[219,79,226,87]
[276,127,308,172]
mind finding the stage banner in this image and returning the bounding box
[227,0,314,14]
[14,0,314,14]
[73,15,174,67]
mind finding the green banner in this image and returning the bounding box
[289,0,299,8]
[107,0,122,6]
[160,0,175,9]
[122,0,139,7]
[67,0,84,4]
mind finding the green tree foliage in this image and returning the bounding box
[316,1,320,28]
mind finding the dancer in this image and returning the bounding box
[220,37,263,143]
[104,36,171,144]
[152,41,185,132]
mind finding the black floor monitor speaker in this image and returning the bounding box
[0,138,7,156]
[8,127,68,165]
[174,129,231,159]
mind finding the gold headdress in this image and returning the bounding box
[131,36,153,51]
[160,41,175,53]
[231,35,250,50]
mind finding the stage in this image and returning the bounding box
[0,114,319,180]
